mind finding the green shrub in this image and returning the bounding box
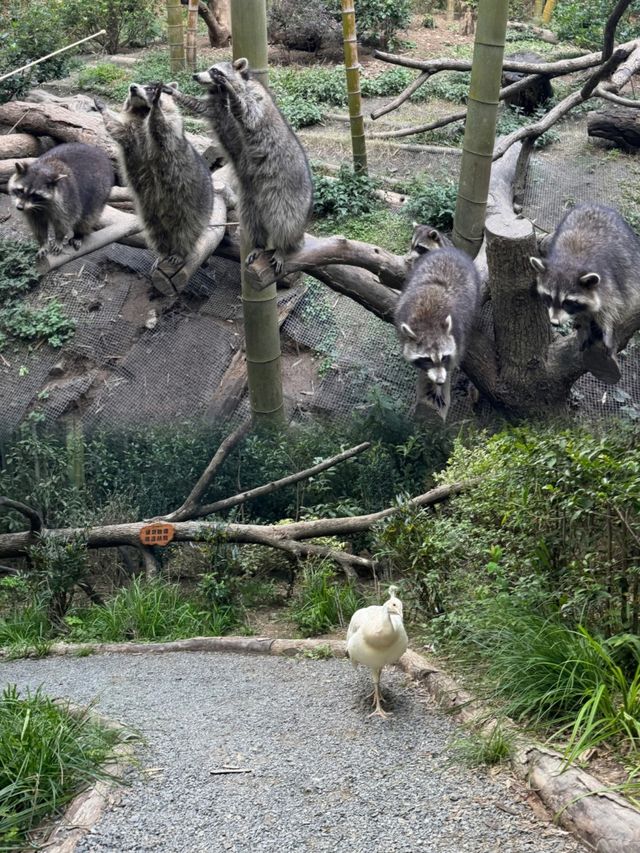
[289,562,363,636]
[496,105,559,149]
[27,534,89,624]
[0,2,76,102]
[268,0,339,52]
[0,685,120,848]
[313,164,381,219]
[553,0,640,49]
[325,0,411,48]
[271,66,347,107]
[424,71,469,103]
[278,95,324,129]
[76,63,131,100]
[60,0,162,53]
[0,240,75,350]
[361,67,413,98]
[405,176,457,230]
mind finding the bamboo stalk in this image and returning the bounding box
[452,0,509,258]
[230,0,284,426]
[166,0,185,73]
[0,30,106,83]
[186,0,199,70]
[541,0,556,24]
[340,1,367,175]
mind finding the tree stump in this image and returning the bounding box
[587,105,640,150]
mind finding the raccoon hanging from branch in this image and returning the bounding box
[165,57,313,279]
[96,82,214,271]
[529,203,640,360]
[395,247,481,420]
[8,143,114,259]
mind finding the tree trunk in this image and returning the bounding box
[587,106,640,150]
[341,1,367,175]
[452,0,509,258]
[230,0,285,426]
[541,0,556,24]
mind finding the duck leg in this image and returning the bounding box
[367,668,390,719]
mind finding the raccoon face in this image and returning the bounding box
[410,223,446,260]
[9,162,62,212]
[195,58,250,91]
[399,316,456,385]
[124,83,155,114]
[530,257,601,326]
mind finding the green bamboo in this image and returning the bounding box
[186,0,199,70]
[230,0,284,425]
[452,0,509,258]
[65,414,85,490]
[341,0,368,175]
[166,0,185,73]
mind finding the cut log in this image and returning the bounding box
[587,105,640,149]
[0,132,54,158]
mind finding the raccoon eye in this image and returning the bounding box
[562,299,585,314]
[441,355,451,365]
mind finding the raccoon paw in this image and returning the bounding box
[69,237,83,251]
[270,251,286,277]
[47,240,64,256]
[36,246,49,260]
[160,254,185,269]
[245,250,262,267]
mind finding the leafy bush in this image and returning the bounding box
[313,208,413,255]
[313,164,381,219]
[553,0,640,49]
[496,105,559,149]
[450,722,515,767]
[60,0,162,53]
[325,0,411,48]
[360,67,413,98]
[424,71,470,104]
[289,562,363,636]
[76,63,131,100]
[0,2,76,102]
[278,96,325,129]
[271,66,347,107]
[0,240,75,350]
[405,176,457,230]
[26,534,89,624]
[0,685,120,848]
[268,0,340,52]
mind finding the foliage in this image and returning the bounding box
[289,562,363,636]
[360,67,413,98]
[64,576,241,642]
[278,96,324,130]
[271,65,347,107]
[496,105,559,149]
[76,51,203,103]
[268,0,339,52]
[552,0,640,50]
[424,71,470,104]
[0,240,75,351]
[0,1,77,102]
[313,208,413,255]
[404,176,458,230]
[0,597,51,660]
[301,644,334,659]
[0,685,120,849]
[313,164,381,219]
[26,534,89,624]
[59,0,162,54]
[450,722,515,767]
[324,0,411,48]
[76,63,131,100]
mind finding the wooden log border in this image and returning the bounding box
[8,637,640,852]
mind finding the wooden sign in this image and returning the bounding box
[139,522,175,547]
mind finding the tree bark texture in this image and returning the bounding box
[588,106,640,150]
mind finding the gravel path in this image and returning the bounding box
[2,652,582,853]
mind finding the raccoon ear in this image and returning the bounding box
[579,272,601,288]
[444,315,453,334]
[428,229,439,241]
[233,57,250,77]
[14,161,28,175]
[168,81,179,91]
[412,221,420,229]
[529,256,546,273]
[50,174,68,185]
[400,322,418,341]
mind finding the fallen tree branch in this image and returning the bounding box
[0,481,471,558]
[190,441,372,521]
[246,234,408,290]
[0,497,42,532]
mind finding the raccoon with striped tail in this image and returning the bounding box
[529,203,640,358]
[8,143,113,259]
[164,58,313,279]
[395,247,481,420]
[95,82,213,270]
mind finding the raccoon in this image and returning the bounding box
[96,82,213,267]
[502,51,553,115]
[8,143,113,258]
[165,57,313,277]
[395,248,481,416]
[409,222,452,265]
[529,203,640,355]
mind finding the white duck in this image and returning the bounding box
[346,585,408,719]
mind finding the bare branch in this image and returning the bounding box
[0,497,42,532]
[370,71,432,120]
[593,86,640,107]
[603,0,634,61]
[581,46,631,99]
[167,419,252,522]
[192,442,372,521]
[246,234,408,290]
